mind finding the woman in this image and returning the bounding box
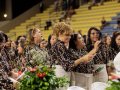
[69,33,100,90]
[46,34,57,50]
[27,28,49,66]
[39,39,48,49]
[49,22,94,89]
[111,31,120,54]
[86,27,109,82]
[106,32,120,75]
[16,35,26,46]
[0,31,16,89]
[86,27,102,52]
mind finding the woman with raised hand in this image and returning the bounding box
[86,27,110,82]
[49,23,95,89]
[50,22,94,71]
[69,33,100,90]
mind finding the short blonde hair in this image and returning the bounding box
[53,22,72,37]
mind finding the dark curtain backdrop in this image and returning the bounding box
[0,0,6,21]
[12,0,41,18]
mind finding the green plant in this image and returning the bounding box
[106,80,120,90]
[18,65,69,90]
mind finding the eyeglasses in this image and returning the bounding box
[90,32,99,35]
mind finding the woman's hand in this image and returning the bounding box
[94,41,101,50]
[82,54,94,62]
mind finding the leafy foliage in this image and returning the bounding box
[18,66,69,90]
[106,80,120,90]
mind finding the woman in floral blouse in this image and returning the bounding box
[50,22,95,72]
[86,27,109,82]
[69,33,100,90]
[106,32,120,75]
[27,28,49,66]
[0,31,16,89]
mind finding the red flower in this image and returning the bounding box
[42,72,46,76]
[37,72,46,79]
[18,71,22,75]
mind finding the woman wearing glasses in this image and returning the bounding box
[86,27,109,82]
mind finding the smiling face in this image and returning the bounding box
[75,34,85,49]
[106,36,111,46]
[50,35,57,46]
[116,35,120,46]
[90,29,100,43]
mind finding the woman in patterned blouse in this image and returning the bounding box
[69,33,100,90]
[111,31,120,55]
[49,22,94,72]
[86,27,102,52]
[0,31,16,89]
[86,27,109,82]
[27,28,49,66]
[69,33,100,73]
[106,32,120,75]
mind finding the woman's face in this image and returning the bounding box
[76,34,85,49]
[59,32,71,43]
[90,30,100,42]
[106,36,111,46]
[17,44,23,54]
[18,36,26,44]
[34,29,42,43]
[50,35,57,46]
[40,41,46,48]
[116,35,120,46]
[62,33,71,43]
[11,41,16,48]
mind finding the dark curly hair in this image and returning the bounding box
[0,31,8,43]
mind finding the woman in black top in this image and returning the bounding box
[50,22,94,72]
[86,27,102,52]
[69,33,100,89]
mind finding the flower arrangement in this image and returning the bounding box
[18,65,69,90]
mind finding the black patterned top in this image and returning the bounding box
[0,48,13,74]
[69,48,94,74]
[49,40,75,72]
[93,44,119,64]
[0,47,15,90]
